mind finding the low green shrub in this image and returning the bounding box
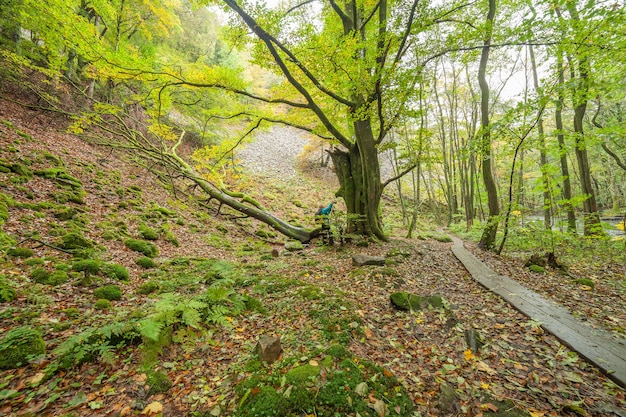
[0,327,46,370]
[94,285,122,301]
[124,239,158,258]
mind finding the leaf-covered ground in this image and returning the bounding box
[0,96,624,417]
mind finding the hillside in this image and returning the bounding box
[0,94,625,417]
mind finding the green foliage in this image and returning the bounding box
[146,371,172,395]
[101,263,129,281]
[137,281,159,295]
[125,238,158,258]
[6,246,34,258]
[49,321,139,372]
[0,327,46,370]
[136,257,157,269]
[94,285,122,301]
[0,276,17,302]
[95,299,112,310]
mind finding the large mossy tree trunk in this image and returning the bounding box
[329,119,384,239]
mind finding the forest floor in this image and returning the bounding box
[0,91,624,417]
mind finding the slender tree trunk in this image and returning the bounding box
[555,46,577,232]
[566,2,602,235]
[478,0,500,250]
[528,44,552,228]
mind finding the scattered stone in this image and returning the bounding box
[352,254,385,266]
[271,248,280,257]
[255,335,282,363]
[437,382,460,415]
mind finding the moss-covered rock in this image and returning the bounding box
[124,238,158,258]
[94,299,112,310]
[390,292,445,311]
[237,386,288,417]
[574,278,595,289]
[0,327,46,370]
[136,257,156,269]
[72,259,102,275]
[48,270,70,286]
[56,232,94,250]
[94,285,122,301]
[528,264,545,273]
[285,364,320,384]
[138,224,158,241]
[6,246,34,258]
[101,263,129,281]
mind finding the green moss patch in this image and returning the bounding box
[136,257,156,269]
[94,285,122,301]
[101,263,129,281]
[0,327,46,370]
[146,371,172,395]
[6,246,34,258]
[56,232,94,250]
[0,276,17,302]
[138,224,158,241]
[528,264,545,273]
[124,238,158,258]
[574,278,595,289]
[94,299,112,310]
[390,292,445,311]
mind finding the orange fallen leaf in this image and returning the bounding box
[365,327,374,339]
[463,349,475,361]
[383,369,393,378]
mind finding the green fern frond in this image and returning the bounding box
[138,318,164,342]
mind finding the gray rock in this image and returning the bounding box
[352,254,385,266]
[254,335,282,363]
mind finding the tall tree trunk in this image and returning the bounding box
[528,44,552,228]
[566,2,602,235]
[555,45,577,232]
[478,0,500,250]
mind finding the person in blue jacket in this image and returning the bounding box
[315,201,336,244]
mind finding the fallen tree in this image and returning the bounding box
[73,106,320,243]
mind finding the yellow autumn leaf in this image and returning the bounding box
[476,361,498,375]
[309,360,319,366]
[529,410,545,417]
[481,382,490,389]
[463,349,475,361]
[141,401,163,415]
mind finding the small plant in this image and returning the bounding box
[137,281,159,295]
[30,267,51,284]
[94,285,122,301]
[136,257,156,269]
[101,263,129,281]
[7,246,34,258]
[124,238,158,258]
[0,277,17,302]
[146,371,172,395]
[94,299,112,310]
[0,327,46,370]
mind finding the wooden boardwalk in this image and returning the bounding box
[450,236,626,389]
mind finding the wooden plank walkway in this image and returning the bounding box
[450,235,626,388]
